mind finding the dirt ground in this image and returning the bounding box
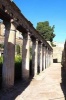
[0,63,66,100]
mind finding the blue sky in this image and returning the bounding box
[13,0,66,43]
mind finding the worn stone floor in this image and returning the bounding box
[0,63,66,100]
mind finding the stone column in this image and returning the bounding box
[44,47,46,69]
[42,46,46,71]
[48,50,50,67]
[45,47,48,68]
[32,38,38,77]
[22,32,30,79]
[38,42,42,73]
[49,50,51,66]
[47,48,49,67]
[50,51,53,64]
[2,21,16,88]
[42,45,44,71]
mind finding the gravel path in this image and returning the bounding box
[0,63,66,100]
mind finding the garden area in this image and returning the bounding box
[0,55,22,88]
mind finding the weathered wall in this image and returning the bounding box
[53,42,64,63]
[0,22,5,36]
[61,41,66,69]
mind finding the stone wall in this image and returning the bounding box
[0,22,5,36]
[53,42,64,63]
[61,41,66,69]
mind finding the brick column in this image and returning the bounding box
[32,38,38,77]
[38,42,42,73]
[22,32,30,79]
[2,22,16,88]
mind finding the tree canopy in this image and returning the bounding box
[36,21,55,42]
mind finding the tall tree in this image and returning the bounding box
[36,21,55,42]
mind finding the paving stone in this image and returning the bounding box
[0,63,65,100]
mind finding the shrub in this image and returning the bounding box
[0,56,3,64]
[0,55,33,84]
[0,44,4,48]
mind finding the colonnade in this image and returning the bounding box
[2,21,53,88]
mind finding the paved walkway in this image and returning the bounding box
[0,63,66,100]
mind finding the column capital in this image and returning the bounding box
[31,36,38,42]
[45,46,48,50]
[3,21,11,30]
[38,41,43,44]
[22,31,30,39]
[3,21,16,31]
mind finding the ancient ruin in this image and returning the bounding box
[0,0,53,89]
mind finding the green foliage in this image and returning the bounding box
[15,55,22,63]
[0,55,33,83]
[0,55,22,64]
[0,56,22,83]
[0,44,4,48]
[0,56,3,64]
[36,21,55,42]
[51,42,56,47]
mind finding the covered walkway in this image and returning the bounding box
[0,63,66,100]
[0,0,53,89]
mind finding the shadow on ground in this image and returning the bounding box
[0,59,34,99]
[60,66,66,100]
[0,78,32,100]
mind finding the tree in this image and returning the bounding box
[36,21,55,42]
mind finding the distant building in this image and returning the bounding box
[0,22,23,39]
[53,41,64,63]
[53,41,64,47]
[0,22,5,36]
[0,22,23,56]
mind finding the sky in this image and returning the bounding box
[13,0,66,43]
